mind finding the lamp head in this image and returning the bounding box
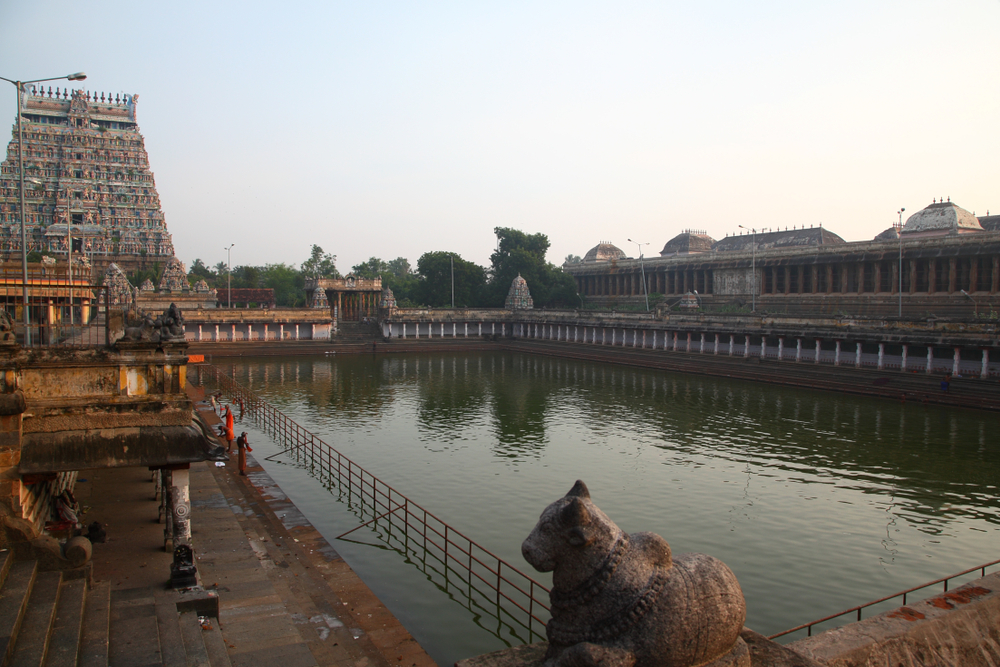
[67,72,87,81]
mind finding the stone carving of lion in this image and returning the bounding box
[522,481,749,667]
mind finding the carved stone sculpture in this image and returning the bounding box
[0,310,16,345]
[522,481,748,667]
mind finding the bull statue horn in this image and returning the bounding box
[566,480,590,499]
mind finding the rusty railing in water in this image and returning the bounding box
[769,557,1000,640]
[199,363,551,643]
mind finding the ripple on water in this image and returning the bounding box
[212,353,1000,666]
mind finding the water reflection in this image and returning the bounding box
[209,352,999,661]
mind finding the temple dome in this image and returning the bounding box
[874,227,899,242]
[660,230,715,257]
[583,242,626,263]
[902,201,982,237]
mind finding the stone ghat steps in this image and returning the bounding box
[334,321,381,343]
[512,340,1000,411]
[105,587,229,667]
[0,551,228,667]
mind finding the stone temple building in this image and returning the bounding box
[565,199,1000,318]
[0,87,174,277]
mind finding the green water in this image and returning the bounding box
[204,352,1000,666]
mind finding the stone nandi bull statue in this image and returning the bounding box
[522,481,748,667]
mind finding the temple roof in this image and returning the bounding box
[583,242,626,263]
[902,201,982,235]
[712,227,844,253]
[874,227,899,242]
[660,230,716,257]
[978,214,1000,232]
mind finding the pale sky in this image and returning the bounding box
[2,1,998,273]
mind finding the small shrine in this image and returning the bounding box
[102,263,136,307]
[311,287,330,309]
[157,258,190,293]
[505,274,534,310]
[380,287,397,313]
[140,279,155,292]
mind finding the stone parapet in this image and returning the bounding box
[789,571,1000,667]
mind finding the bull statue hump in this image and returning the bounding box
[522,480,749,667]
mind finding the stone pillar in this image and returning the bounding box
[502,323,506,336]
[815,339,821,363]
[855,342,862,367]
[953,348,961,375]
[777,337,784,361]
[948,258,957,293]
[602,328,606,345]
[170,467,191,547]
[464,323,468,337]
[440,323,444,337]
[479,323,482,336]
[699,333,706,353]
[197,324,203,341]
[744,335,751,358]
[878,343,885,370]
[295,324,300,340]
[673,332,678,351]
[729,334,734,356]
[901,344,908,372]
[264,324,269,340]
[796,338,802,362]
[402,323,407,338]
[835,340,842,366]
[981,349,990,379]
[926,346,933,374]
[641,330,646,349]
[214,325,219,341]
[686,332,692,353]
[714,333,720,355]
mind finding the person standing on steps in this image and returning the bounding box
[236,432,251,476]
[224,406,235,453]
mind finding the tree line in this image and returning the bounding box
[186,228,579,309]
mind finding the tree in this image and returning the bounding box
[352,257,389,279]
[260,263,305,307]
[387,257,411,277]
[301,245,338,279]
[189,258,216,284]
[416,252,486,307]
[214,261,228,276]
[564,254,582,265]
[486,227,579,308]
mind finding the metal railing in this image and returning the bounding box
[198,363,551,644]
[769,557,1000,640]
[0,281,112,347]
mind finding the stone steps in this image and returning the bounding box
[0,553,228,667]
[105,587,230,667]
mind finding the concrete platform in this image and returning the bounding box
[72,386,436,667]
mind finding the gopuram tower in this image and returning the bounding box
[0,86,175,276]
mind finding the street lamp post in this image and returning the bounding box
[1,71,86,345]
[961,290,979,317]
[738,225,757,312]
[897,208,905,318]
[224,244,234,308]
[626,238,650,311]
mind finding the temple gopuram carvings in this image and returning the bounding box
[0,87,174,276]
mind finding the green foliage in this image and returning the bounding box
[387,257,411,277]
[351,257,389,279]
[486,227,579,308]
[416,252,486,307]
[129,261,163,289]
[564,254,582,265]
[301,245,338,279]
[261,263,305,307]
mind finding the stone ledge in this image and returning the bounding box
[789,571,1000,667]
